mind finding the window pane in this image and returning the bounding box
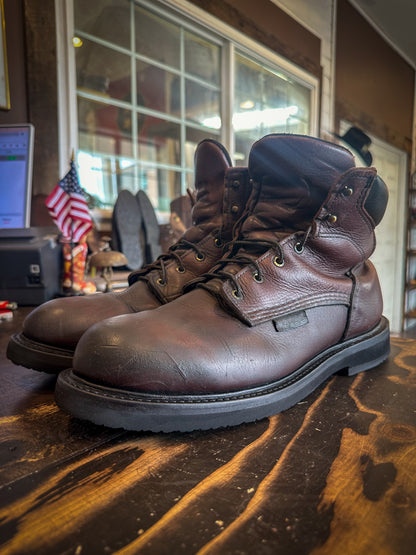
[137,61,180,116]
[138,116,181,166]
[286,82,311,133]
[77,153,136,208]
[78,97,133,158]
[77,97,133,206]
[74,0,130,50]
[135,5,180,69]
[76,38,131,102]
[234,52,311,164]
[185,80,220,129]
[184,31,220,85]
[137,167,182,215]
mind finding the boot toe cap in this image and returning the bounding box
[72,312,192,391]
[22,294,133,348]
[23,298,80,346]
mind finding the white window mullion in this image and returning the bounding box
[221,42,234,160]
[180,25,187,195]
[55,0,78,175]
[130,0,139,188]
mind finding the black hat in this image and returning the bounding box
[335,126,373,166]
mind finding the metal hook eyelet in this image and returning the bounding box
[253,272,263,283]
[327,214,337,224]
[273,256,285,267]
[294,242,304,254]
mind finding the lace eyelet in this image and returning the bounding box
[176,266,185,273]
[157,278,166,286]
[273,256,285,267]
[195,253,205,261]
[253,272,263,283]
[232,289,243,299]
[342,186,353,196]
[327,214,337,224]
[294,242,304,254]
[214,238,223,248]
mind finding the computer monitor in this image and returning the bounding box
[0,123,35,228]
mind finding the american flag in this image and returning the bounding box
[46,160,92,243]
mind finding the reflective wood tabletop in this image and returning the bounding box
[1,308,415,555]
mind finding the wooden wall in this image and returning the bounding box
[335,0,415,154]
[0,0,59,200]
[188,0,322,78]
[0,0,28,125]
[23,0,59,197]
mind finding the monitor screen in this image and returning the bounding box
[0,123,34,228]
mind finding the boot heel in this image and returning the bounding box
[339,318,390,377]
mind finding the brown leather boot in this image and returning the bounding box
[7,139,251,372]
[55,134,390,432]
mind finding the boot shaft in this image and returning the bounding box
[182,139,233,244]
[242,133,356,240]
[306,167,388,272]
[128,139,252,303]
[199,134,388,338]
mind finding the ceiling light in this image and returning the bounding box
[72,36,83,48]
[240,100,255,110]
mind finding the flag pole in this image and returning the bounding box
[70,150,75,295]
[70,220,74,294]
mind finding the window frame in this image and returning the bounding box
[55,0,320,204]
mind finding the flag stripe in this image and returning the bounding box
[46,160,92,242]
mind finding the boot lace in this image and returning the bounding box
[196,231,309,298]
[129,229,224,286]
[198,238,285,298]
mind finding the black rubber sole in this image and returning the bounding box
[7,333,74,374]
[55,317,390,433]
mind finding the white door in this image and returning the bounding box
[340,122,408,333]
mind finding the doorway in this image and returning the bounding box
[340,121,408,333]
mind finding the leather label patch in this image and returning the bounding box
[273,310,309,332]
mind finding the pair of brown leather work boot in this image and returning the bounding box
[8,134,390,433]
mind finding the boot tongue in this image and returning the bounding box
[182,139,232,243]
[241,133,356,241]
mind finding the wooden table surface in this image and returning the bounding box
[0,308,415,555]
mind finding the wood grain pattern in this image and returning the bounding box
[1,310,415,554]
